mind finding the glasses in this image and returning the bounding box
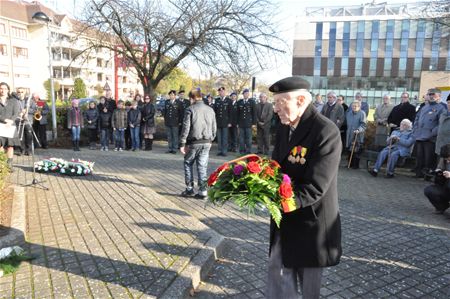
[428,93,435,96]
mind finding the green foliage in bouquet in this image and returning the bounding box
[207,155,298,227]
[34,158,94,176]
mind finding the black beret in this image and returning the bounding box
[269,76,310,94]
[168,90,177,95]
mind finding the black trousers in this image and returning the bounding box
[33,123,47,148]
[424,184,450,211]
[88,128,97,143]
[20,122,33,151]
[415,140,436,175]
[256,126,271,154]
[228,126,238,151]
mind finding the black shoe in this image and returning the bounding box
[414,173,424,178]
[385,173,394,179]
[166,150,172,153]
[181,189,195,197]
[368,169,378,177]
[24,151,30,156]
[42,145,48,149]
[194,193,207,199]
[217,152,223,156]
[171,151,177,154]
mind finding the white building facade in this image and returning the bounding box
[0,0,142,101]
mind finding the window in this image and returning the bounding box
[97,73,103,82]
[11,26,27,39]
[53,69,62,78]
[0,23,6,35]
[63,69,70,78]
[0,44,7,56]
[97,58,103,67]
[52,49,61,60]
[13,47,28,58]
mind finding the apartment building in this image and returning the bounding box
[0,0,142,100]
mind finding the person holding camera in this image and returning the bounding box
[424,143,450,214]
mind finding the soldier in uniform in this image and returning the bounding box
[267,76,342,299]
[178,90,191,135]
[163,90,184,153]
[228,92,239,152]
[214,86,231,156]
[237,88,256,154]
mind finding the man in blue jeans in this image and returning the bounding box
[180,89,217,199]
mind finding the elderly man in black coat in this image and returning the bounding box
[267,76,342,299]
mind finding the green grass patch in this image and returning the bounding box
[0,254,33,275]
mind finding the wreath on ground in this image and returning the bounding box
[34,158,94,176]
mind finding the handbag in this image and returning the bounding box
[0,123,16,138]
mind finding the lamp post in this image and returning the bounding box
[32,11,57,140]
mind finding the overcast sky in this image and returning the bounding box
[41,0,424,85]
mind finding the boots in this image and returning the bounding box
[148,139,153,150]
[144,139,149,151]
[73,140,77,151]
[351,157,360,169]
[75,140,81,151]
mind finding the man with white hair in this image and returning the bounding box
[267,76,342,299]
[321,91,345,128]
[374,94,394,148]
[368,119,415,178]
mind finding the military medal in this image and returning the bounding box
[289,146,308,164]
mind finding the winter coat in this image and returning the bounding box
[435,111,450,155]
[413,102,446,142]
[386,129,415,157]
[345,110,367,149]
[84,108,99,129]
[180,101,216,146]
[67,107,84,129]
[321,102,345,129]
[98,110,112,129]
[128,108,141,127]
[141,103,155,127]
[112,108,127,129]
[387,102,416,127]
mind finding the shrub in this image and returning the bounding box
[0,151,9,190]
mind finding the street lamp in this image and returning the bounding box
[32,11,57,140]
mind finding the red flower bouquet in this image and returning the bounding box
[207,154,298,227]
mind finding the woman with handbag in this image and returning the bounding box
[424,143,450,214]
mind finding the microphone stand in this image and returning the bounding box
[21,98,48,190]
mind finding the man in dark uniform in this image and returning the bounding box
[237,88,256,154]
[228,92,239,152]
[163,90,184,153]
[214,86,231,156]
[267,76,342,299]
[178,90,190,134]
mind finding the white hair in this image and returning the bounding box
[400,119,412,129]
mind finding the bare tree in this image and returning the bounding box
[409,1,450,28]
[77,0,285,96]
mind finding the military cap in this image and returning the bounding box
[269,76,310,94]
[230,92,237,96]
[427,88,441,94]
[178,90,185,94]
[242,88,249,94]
[168,90,177,95]
[217,86,225,91]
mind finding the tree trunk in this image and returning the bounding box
[143,81,158,99]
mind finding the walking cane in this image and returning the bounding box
[385,136,394,175]
[348,131,359,169]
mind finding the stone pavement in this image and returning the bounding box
[1,142,450,298]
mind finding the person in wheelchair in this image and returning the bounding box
[368,119,414,178]
[424,144,450,214]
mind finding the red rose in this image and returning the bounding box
[247,156,260,162]
[263,166,275,177]
[207,172,219,186]
[279,182,293,199]
[247,161,262,173]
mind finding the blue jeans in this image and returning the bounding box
[166,126,179,151]
[216,127,228,154]
[100,128,109,148]
[114,129,125,149]
[130,127,140,149]
[71,126,81,141]
[184,143,211,194]
[374,147,402,174]
[239,127,252,153]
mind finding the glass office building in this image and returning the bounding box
[293,2,450,106]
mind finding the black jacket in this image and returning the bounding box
[98,110,112,129]
[387,102,416,127]
[163,99,184,127]
[128,108,141,127]
[271,104,342,268]
[141,103,155,127]
[213,97,232,128]
[84,108,99,129]
[230,100,238,126]
[237,98,256,128]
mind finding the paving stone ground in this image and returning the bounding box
[1,142,449,298]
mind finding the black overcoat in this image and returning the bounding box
[271,104,342,268]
